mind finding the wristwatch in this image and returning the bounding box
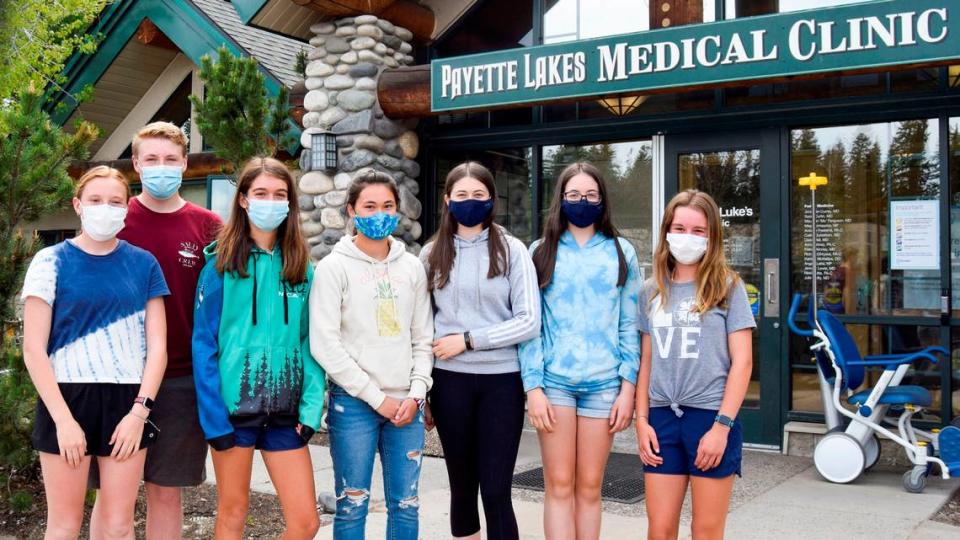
[134,396,155,411]
[463,331,474,351]
[714,414,735,428]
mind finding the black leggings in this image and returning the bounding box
[430,368,525,540]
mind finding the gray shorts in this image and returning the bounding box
[89,375,207,488]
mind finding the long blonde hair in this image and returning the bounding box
[651,189,737,313]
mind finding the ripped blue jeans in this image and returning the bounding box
[328,386,425,540]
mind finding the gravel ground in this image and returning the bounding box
[932,485,960,527]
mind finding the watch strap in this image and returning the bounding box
[134,396,155,410]
[464,331,473,351]
[714,414,735,428]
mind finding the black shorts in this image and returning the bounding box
[89,375,207,488]
[32,383,158,457]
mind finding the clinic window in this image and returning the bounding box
[541,141,654,276]
[790,119,941,318]
[543,0,716,44]
[724,0,866,19]
[435,148,535,244]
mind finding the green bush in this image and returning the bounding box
[8,490,33,512]
[0,337,37,470]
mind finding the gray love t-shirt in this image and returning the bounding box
[637,278,756,414]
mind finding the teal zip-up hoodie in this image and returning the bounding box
[192,242,325,450]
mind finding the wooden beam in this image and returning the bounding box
[68,152,234,182]
[135,19,178,51]
[290,0,435,41]
[650,0,703,30]
[377,65,431,119]
[378,60,960,119]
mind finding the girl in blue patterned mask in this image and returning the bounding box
[309,170,434,540]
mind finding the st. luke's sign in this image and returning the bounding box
[430,0,959,112]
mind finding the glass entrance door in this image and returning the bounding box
[664,130,783,446]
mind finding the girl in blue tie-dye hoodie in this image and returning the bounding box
[519,162,640,539]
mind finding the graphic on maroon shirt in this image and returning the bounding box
[118,197,222,378]
[178,241,202,268]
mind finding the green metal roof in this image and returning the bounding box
[52,0,305,143]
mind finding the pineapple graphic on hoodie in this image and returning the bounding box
[309,235,434,410]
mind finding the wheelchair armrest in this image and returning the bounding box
[787,293,814,337]
[920,346,949,358]
[855,350,941,368]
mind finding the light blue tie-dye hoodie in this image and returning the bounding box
[519,231,641,392]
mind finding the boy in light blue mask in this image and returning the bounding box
[88,122,222,539]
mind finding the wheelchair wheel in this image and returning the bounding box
[902,467,927,494]
[815,432,865,484]
[863,433,881,471]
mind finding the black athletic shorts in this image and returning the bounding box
[32,383,158,457]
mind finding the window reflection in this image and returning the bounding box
[790,119,941,317]
[950,118,960,316]
[541,141,654,274]
[544,0,715,43]
[435,149,534,243]
[791,323,944,422]
[725,0,866,18]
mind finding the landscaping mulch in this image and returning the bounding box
[932,484,960,528]
[0,464,296,539]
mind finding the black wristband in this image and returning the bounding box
[464,331,474,351]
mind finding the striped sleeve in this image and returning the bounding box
[470,236,542,351]
[21,246,59,306]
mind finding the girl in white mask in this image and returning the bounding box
[21,166,169,539]
[635,189,756,540]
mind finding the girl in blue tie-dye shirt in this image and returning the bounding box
[519,162,640,539]
[21,166,169,539]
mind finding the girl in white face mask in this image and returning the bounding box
[635,189,756,540]
[21,166,169,539]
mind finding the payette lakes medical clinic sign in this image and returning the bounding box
[431,0,959,112]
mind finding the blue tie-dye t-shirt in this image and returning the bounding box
[21,240,169,383]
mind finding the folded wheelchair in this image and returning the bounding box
[787,293,960,493]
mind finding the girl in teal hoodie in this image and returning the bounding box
[193,157,324,539]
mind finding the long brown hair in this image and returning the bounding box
[214,157,309,284]
[532,162,627,288]
[426,161,508,291]
[652,189,736,313]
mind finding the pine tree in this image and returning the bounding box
[189,47,278,176]
[0,89,99,321]
[235,352,254,412]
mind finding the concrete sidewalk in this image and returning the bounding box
[205,429,960,539]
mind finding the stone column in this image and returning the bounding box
[297,15,422,260]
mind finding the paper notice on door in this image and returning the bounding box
[890,200,940,271]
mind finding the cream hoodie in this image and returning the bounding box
[309,235,433,409]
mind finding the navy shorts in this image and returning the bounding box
[642,406,742,478]
[233,426,306,452]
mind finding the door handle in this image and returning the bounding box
[763,258,779,318]
[766,270,778,304]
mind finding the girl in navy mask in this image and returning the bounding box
[520,162,640,539]
[420,161,540,540]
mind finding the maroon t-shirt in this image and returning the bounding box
[119,197,222,378]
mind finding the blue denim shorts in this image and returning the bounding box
[642,406,742,478]
[233,426,306,452]
[543,386,619,418]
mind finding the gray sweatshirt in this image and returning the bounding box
[420,226,541,374]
